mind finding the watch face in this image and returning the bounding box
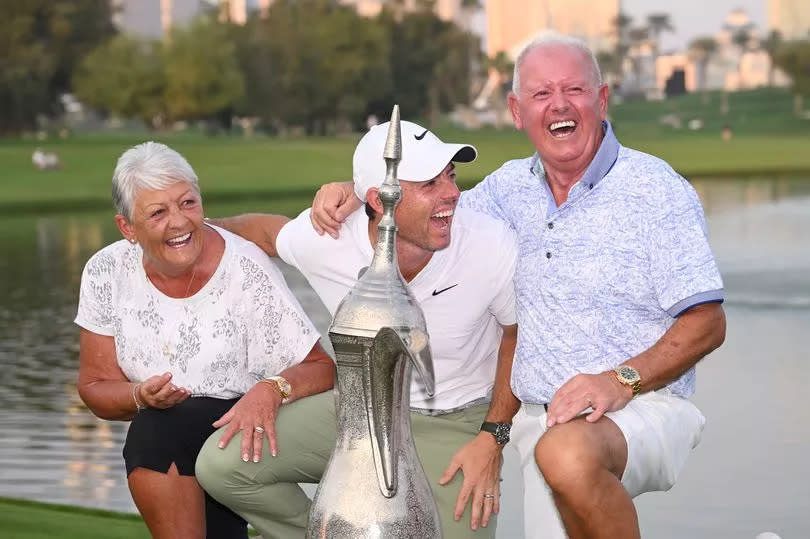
[617,366,640,383]
[494,424,510,445]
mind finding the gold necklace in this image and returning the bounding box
[183,266,198,297]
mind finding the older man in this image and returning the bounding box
[310,33,726,539]
[196,120,520,539]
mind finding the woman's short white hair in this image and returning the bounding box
[511,31,603,95]
[112,141,200,219]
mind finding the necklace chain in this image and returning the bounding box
[183,266,198,297]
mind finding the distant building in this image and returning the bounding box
[218,0,476,24]
[484,0,618,61]
[768,0,810,41]
[113,0,215,39]
[656,54,696,94]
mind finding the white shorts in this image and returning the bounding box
[510,390,706,539]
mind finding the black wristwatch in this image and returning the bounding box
[480,421,511,445]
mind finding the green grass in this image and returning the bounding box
[0,497,148,539]
[1,88,808,215]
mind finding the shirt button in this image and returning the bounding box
[546,252,552,259]
[547,222,554,229]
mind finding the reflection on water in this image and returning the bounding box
[0,178,808,537]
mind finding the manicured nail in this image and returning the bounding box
[242,453,249,462]
[218,442,224,449]
[271,450,277,457]
[253,456,259,463]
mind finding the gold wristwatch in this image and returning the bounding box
[263,376,292,403]
[613,365,642,396]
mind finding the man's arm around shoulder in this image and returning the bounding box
[209,214,290,257]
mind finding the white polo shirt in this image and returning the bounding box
[276,206,517,411]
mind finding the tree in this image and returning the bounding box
[0,0,115,135]
[774,40,810,116]
[162,17,245,125]
[484,51,513,127]
[72,35,166,127]
[761,30,784,86]
[610,12,633,84]
[384,8,476,127]
[235,0,391,134]
[646,13,674,54]
[688,36,717,90]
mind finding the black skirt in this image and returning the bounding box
[123,396,247,539]
[123,396,237,476]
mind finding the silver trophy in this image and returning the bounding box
[306,106,442,538]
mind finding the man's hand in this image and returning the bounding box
[546,372,634,428]
[213,381,284,463]
[310,181,361,238]
[438,432,503,530]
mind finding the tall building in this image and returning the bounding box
[768,0,810,40]
[484,0,619,60]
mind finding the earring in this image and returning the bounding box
[129,238,137,244]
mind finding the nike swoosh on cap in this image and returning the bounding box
[432,284,458,296]
[414,129,429,141]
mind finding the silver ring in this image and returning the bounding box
[254,426,265,434]
[483,493,496,499]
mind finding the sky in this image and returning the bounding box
[620,0,766,51]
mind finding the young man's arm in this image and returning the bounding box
[209,214,290,257]
[439,323,520,531]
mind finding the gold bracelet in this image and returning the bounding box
[132,383,146,411]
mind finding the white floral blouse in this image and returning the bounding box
[75,225,320,399]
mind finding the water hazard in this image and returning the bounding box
[1,177,809,538]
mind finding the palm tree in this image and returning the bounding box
[761,30,783,87]
[646,13,674,54]
[688,36,717,90]
[611,12,633,85]
[484,51,513,128]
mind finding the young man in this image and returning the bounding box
[309,33,726,539]
[196,121,520,539]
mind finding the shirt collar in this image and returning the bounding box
[529,120,620,191]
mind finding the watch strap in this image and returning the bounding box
[480,421,511,445]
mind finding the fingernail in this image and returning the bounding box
[218,442,224,449]
[271,450,277,457]
[253,456,259,463]
[242,454,249,462]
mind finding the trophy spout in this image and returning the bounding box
[404,328,435,397]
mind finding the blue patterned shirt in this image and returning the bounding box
[459,122,723,403]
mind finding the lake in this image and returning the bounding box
[1,177,809,538]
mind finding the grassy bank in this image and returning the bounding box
[1,88,808,215]
[0,497,148,539]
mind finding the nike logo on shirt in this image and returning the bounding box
[432,284,458,296]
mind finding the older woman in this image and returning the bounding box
[75,141,335,539]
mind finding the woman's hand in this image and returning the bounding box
[137,372,191,409]
[212,381,283,463]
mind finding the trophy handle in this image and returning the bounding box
[365,327,435,497]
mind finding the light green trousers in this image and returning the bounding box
[196,390,495,539]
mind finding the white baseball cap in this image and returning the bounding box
[353,120,477,202]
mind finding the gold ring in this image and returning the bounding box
[483,493,495,499]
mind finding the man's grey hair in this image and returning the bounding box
[112,141,200,219]
[511,31,603,95]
